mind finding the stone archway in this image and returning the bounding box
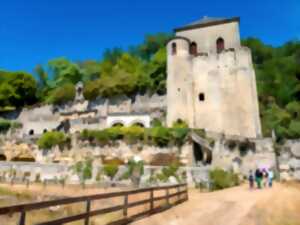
[0,154,6,161]
[193,141,212,166]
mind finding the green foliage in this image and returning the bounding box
[172,119,188,128]
[47,83,75,105]
[209,168,240,191]
[155,163,180,182]
[0,119,22,133]
[151,118,163,127]
[0,71,37,110]
[0,119,11,133]
[72,159,93,184]
[121,126,145,144]
[122,159,144,183]
[147,126,171,147]
[243,38,300,139]
[37,131,68,149]
[103,163,119,180]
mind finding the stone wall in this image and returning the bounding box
[278,140,300,181]
[211,137,276,176]
[0,161,209,187]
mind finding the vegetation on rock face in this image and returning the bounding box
[209,168,240,191]
[80,123,190,148]
[103,163,119,181]
[0,119,22,133]
[0,33,299,139]
[37,131,69,149]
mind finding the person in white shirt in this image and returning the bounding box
[268,169,274,187]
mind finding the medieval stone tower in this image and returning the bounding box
[166,17,262,138]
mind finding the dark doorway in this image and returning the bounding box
[0,154,6,161]
[216,37,225,53]
[190,42,197,56]
[193,142,204,164]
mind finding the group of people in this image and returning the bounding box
[248,168,274,189]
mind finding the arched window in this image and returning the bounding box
[29,129,34,135]
[132,122,145,127]
[190,42,197,56]
[216,37,225,53]
[171,43,177,55]
[199,93,205,101]
[43,129,48,133]
[112,122,124,127]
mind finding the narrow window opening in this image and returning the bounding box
[199,93,205,101]
[216,37,225,53]
[190,42,197,56]
[171,43,177,55]
[29,129,34,135]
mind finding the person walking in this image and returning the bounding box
[262,169,269,188]
[255,168,261,189]
[268,169,274,187]
[248,170,254,189]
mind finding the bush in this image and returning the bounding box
[209,168,239,191]
[37,131,68,149]
[103,163,119,181]
[170,128,189,146]
[0,119,22,133]
[0,119,12,133]
[172,119,188,128]
[121,126,145,144]
[156,163,180,182]
[147,126,171,147]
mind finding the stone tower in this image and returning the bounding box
[166,17,262,138]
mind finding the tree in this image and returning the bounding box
[0,71,37,109]
[48,58,82,85]
[47,83,75,105]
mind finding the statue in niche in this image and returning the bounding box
[75,82,85,102]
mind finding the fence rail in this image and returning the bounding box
[0,183,188,225]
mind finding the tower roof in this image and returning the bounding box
[174,16,240,32]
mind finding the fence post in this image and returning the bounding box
[150,189,154,211]
[123,194,128,217]
[177,186,180,202]
[84,199,91,225]
[166,188,170,206]
[185,184,189,201]
[18,211,26,225]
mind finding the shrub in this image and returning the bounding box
[72,160,93,186]
[0,119,22,133]
[121,126,145,144]
[209,168,239,191]
[156,163,180,182]
[103,163,119,181]
[151,118,162,127]
[148,126,171,147]
[37,131,68,149]
[172,119,188,128]
[80,129,110,145]
[170,128,189,146]
[0,119,11,133]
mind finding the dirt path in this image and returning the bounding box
[132,183,300,225]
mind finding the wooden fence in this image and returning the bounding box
[0,183,188,225]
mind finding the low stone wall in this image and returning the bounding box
[0,161,209,187]
[278,140,300,181]
[211,138,277,176]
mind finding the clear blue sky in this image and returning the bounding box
[0,0,299,74]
